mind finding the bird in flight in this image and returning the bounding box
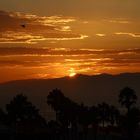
[20,24,26,28]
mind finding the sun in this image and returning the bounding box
[69,72,76,77]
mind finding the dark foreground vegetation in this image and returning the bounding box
[0,87,140,140]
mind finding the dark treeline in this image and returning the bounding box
[0,87,140,140]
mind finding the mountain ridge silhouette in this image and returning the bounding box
[0,72,140,119]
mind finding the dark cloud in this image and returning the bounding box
[0,10,88,44]
[0,47,140,69]
[0,47,140,56]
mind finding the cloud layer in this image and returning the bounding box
[0,10,88,44]
[0,47,140,82]
[0,9,140,82]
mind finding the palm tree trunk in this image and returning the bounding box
[103,120,105,128]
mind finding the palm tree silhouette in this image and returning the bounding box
[89,105,99,140]
[47,89,79,139]
[6,94,46,131]
[0,108,7,125]
[127,107,140,140]
[119,87,137,113]
[108,105,120,127]
[97,102,110,127]
[78,103,90,140]
[119,107,140,140]
[47,89,79,126]
[47,88,65,121]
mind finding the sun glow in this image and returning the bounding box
[69,72,76,77]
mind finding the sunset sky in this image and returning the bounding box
[0,0,140,83]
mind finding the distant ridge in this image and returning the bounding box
[0,73,140,119]
[2,72,140,84]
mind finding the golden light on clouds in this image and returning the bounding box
[0,47,140,82]
[0,5,140,83]
[107,19,131,24]
[0,11,89,44]
[115,32,140,38]
[96,34,106,37]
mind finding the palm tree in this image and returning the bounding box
[0,108,7,125]
[47,89,79,126]
[47,120,61,140]
[6,94,46,130]
[78,103,90,140]
[127,108,140,140]
[89,105,99,126]
[89,105,99,140]
[119,107,140,140]
[108,105,120,127]
[47,89,79,139]
[97,102,110,127]
[47,88,65,121]
[119,87,137,113]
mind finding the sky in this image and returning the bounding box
[0,0,140,82]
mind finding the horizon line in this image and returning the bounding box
[1,72,140,84]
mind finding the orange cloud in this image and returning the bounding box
[0,47,140,82]
[0,11,88,44]
[115,32,140,38]
[96,34,106,37]
[107,18,131,24]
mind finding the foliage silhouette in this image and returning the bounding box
[118,87,140,140]
[97,102,110,127]
[0,108,7,125]
[119,107,140,140]
[6,94,47,133]
[78,103,90,127]
[47,89,79,127]
[108,105,120,127]
[119,87,137,113]
[47,89,81,140]
[0,86,139,140]
[88,105,99,140]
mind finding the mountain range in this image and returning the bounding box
[0,73,140,120]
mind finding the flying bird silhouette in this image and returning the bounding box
[20,24,26,28]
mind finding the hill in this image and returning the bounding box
[0,73,140,119]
